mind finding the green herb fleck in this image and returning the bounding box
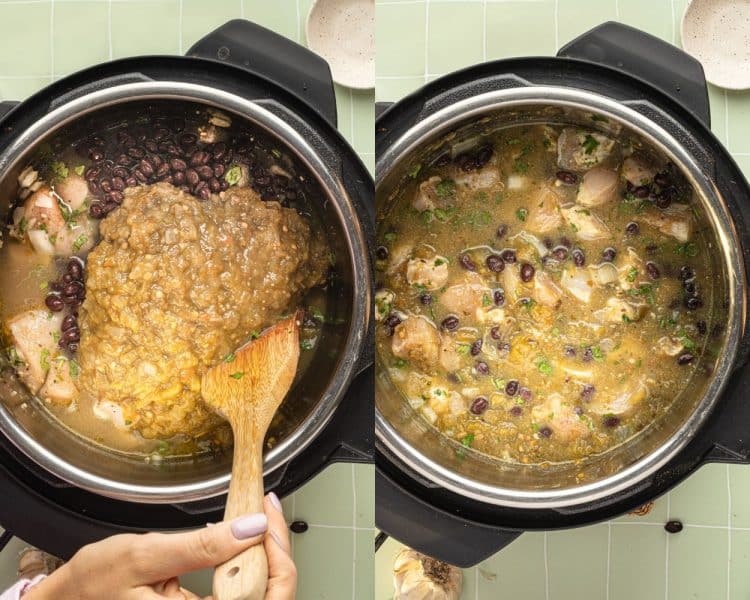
[72,235,87,252]
[157,441,170,455]
[435,179,456,199]
[420,210,434,226]
[622,315,632,324]
[300,339,314,351]
[51,161,68,181]
[679,335,696,350]
[675,242,699,257]
[225,165,243,186]
[456,344,471,356]
[583,134,600,155]
[591,345,604,361]
[460,433,475,448]
[51,331,60,343]
[516,207,528,222]
[223,352,236,363]
[74,165,85,176]
[492,377,506,391]
[626,267,638,283]
[434,258,446,266]
[513,158,529,174]
[40,348,50,372]
[68,359,79,378]
[384,232,397,244]
[393,358,408,368]
[229,371,245,379]
[536,356,553,375]
[482,293,491,307]
[408,164,422,178]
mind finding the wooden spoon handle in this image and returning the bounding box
[213,431,267,600]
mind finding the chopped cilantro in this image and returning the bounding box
[513,158,529,174]
[516,207,528,222]
[434,207,456,222]
[679,335,696,350]
[52,331,60,343]
[492,377,506,391]
[40,348,50,372]
[420,210,434,226]
[300,339,314,351]
[393,358,408,368]
[482,293,491,307]
[408,164,422,178]
[591,345,605,361]
[51,161,69,180]
[224,165,243,186]
[435,179,456,199]
[434,258,446,266]
[72,235,87,252]
[582,134,600,155]
[229,371,245,379]
[675,242,699,257]
[536,356,553,375]
[627,283,656,305]
[68,359,79,378]
[460,433,475,448]
[659,316,676,329]
[223,352,236,363]
[74,165,85,176]
[456,344,471,356]
[626,267,638,283]
[384,232,397,244]
[250,330,261,340]
[622,315,632,324]
[309,307,326,323]
[506,138,521,145]
[157,441,170,455]
[463,210,492,228]
[474,191,488,203]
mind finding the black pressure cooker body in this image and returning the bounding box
[375,22,750,567]
[0,20,374,559]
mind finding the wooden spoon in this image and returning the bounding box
[202,311,302,600]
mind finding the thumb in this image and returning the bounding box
[131,513,268,580]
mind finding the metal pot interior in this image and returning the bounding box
[375,89,744,507]
[0,88,360,502]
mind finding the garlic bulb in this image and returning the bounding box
[393,548,462,600]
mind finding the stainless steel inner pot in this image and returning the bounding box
[375,86,746,508]
[0,82,370,503]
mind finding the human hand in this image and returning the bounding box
[24,492,295,599]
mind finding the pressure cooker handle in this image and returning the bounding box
[187,20,337,128]
[557,22,711,129]
[0,101,19,122]
[376,468,521,567]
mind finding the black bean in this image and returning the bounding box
[493,289,505,306]
[500,249,516,264]
[213,163,226,178]
[84,166,101,181]
[99,179,113,194]
[61,294,78,306]
[645,244,657,255]
[683,280,696,295]
[173,171,186,185]
[552,246,568,260]
[88,149,104,163]
[197,184,211,201]
[490,326,501,340]
[170,158,187,171]
[603,416,621,428]
[475,361,489,375]
[633,185,650,199]
[655,189,674,209]
[107,191,124,204]
[654,172,671,187]
[384,314,401,330]
[539,426,553,438]
[556,170,578,185]
[197,165,214,180]
[497,341,511,354]
[290,520,308,534]
[67,260,83,279]
[127,147,145,159]
[212,142,228,161]
[664,520,683,534]
[190,151,211,167]
[496,224,509,239]
[572,248,586,267]
[486,254,504,272]
[455,153,476,172]
[510,405,523,417]
[45,294,64,312]
[116,154,133,167]
[459,254,477,271]
[582,346,594,362]
[62,282,83,296]
[519,387,532,401]
[433,153,451,168]
[646,262,660,280]
[475,144,494,169]
[186,169,200,187]
[441,316,459,331]
[520,262,535,282]
[138,159,154,178]
[470,396,489,415]
[581,384,596,401]
[66,341,79,353]
[144,140,158,153]
[564,345,576,358]
[696,320,707,335]
[505,380,519,397]
[89,203,105,219]
[220,180,230,191]
[625,221,640,235]
[180,133,197,147]
[470,339,483,356]
[419,293,432,305]
[375,246,388,260]
[111,176,125,191]
[679,266,695,280]
[133,169,147,183]
[61,273,73,285]
[156,162,170,178]
[677,353,694,365]
[61,314,77,331]
[602,247,617,262]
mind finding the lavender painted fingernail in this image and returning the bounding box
[268,492,283,513]
[231,513,268,539]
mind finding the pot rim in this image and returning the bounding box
[375,85,746,508]
[0,80,371,503]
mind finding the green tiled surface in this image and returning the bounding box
[0,2,373,599]
[375,1,750,598]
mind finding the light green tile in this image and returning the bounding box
[293,463,354,527]
[110,1,180,58]
[355,530,374,600]
[726,89,750,153]
[669,463,729,526]
[243,0,300,43]
[294,527,353,600]
[0,2,51,77]
[427,2,483,74]
[708,84,728,145]
[730,530,750,600]
[674,0,690,47]
[299,0,316,46]
[376,2,426,77]
[376,76,424,102]
[729,464,750,528]
[352,89,375,154]
[476,532,545,598]
[613,494,668,523]
[354,464,374,528]
[180,567,212,597]
[557,0,617,51]
[181,0,242,53]
[547,524,607,599]
[0,77,52,102]
[668,527,728,600]
[610,524,666,600]
[280,491,295,519]
[334,83,353,141]
[617,0,673,43]
[485,1,556,59]
[359,152,375,176]
[52,1,109,79]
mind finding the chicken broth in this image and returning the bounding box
[376,123,717,465]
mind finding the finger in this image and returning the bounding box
[163,577,184,598]
[264,494,297,600]
[178,588,203,600]
[129,514,268,580]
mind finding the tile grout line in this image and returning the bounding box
[614,0,619,19]
[544,531,550,600]
[670,0,676,44]
[606,521,612,600]
[351,463,357,600]
[474,565,479,600]
[178,0,183,54]
[240,0,244,19]
[553,0,558,51]
[665,492,671,600]
[424,0,430,83]
[107,0,113,60]
[727,464,732,600]
[49,0,55,82]
[481,0,487,62]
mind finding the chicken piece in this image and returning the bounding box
[594,297,648,323]
[533,271,563,307]
[634,204,692,242]
[560,206,611,240]
[391,316,440,370]
[507,175,530,190]
[501,265,523,302]
[557,128,616,172]
[588,262,619,287]
[561,268,594,303]
[39,357,78,406]
[93,400,128,429]
[617,248,643,291]
[559,361,594,379]
[8,310,64,393]
[54,173,89,210]
[387,243,413,274]
[454,164,501,189]
[512,230,550,258]
[413,176,448,212]
[439,335,462,372]
[531,393,590,441]
[439,283,488,318]
[526,187,563,234]
[656,335,684,357]
[427,387,465,417]
[577,167,619,207]
[622,156,656,187]
[375,289,395,321]
[52,215,98,256]
[22,186,65,236]
[588,380,649,417]
[407,255,449,290]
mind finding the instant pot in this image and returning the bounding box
[375,22,750,566]
[0,20,373,559]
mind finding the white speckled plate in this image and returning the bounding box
[306,0,374,90]
[681,0,750,90]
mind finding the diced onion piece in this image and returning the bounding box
[27,229,55,255]
[561,268,593,303]
[512,230,549,257]
[588,262,618,286]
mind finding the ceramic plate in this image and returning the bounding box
[681,0,750,90]
[306,0,375,90]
